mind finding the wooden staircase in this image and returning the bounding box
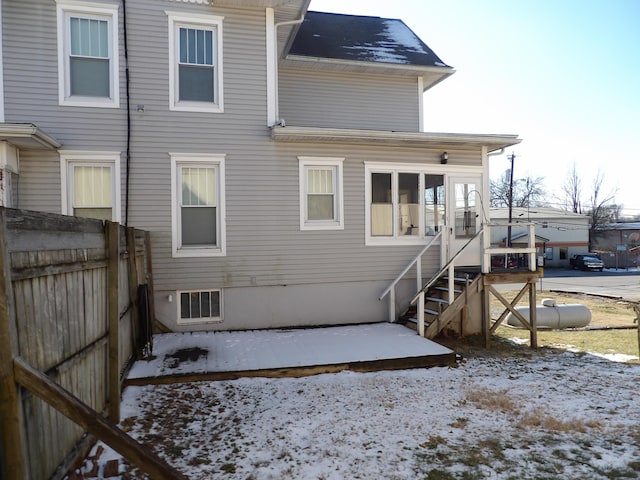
[399,270,483,339]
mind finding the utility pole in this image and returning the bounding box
[507,152,515,248]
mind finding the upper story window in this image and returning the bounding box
[56,1,119,108]
[167,12,224,113]
[298,157,344,231]
[170,153,226,257]
[60,151,121,222]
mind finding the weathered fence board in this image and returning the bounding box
[0,208,156,480]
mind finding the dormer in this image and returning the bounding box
[276,11,454,132]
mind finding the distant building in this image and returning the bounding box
[592,223,640,268]
[490,207,589,268]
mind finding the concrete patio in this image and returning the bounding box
[125,323,457,386]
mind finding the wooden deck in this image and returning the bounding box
[124,323,457,386]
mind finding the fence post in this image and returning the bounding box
[107,222,120,423]
[0,209,27,479]
[143,231,157,330]
[529,279,538,348]
[126,227,141,357]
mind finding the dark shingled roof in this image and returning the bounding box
[289,11,451,68]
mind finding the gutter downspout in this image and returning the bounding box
[487,147,505,157]
[0,0,5,123]
[123,0,131,226]
[268,12,305,126]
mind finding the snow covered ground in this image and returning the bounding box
[126,324,453,380]
[71,344,640,480]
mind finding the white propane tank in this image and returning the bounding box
[506,298,591,329]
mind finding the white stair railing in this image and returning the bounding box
[409,229,484,335]
[378,232,442,323]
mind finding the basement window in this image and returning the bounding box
[178,290,222,324]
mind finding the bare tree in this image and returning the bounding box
[584,171,619,247]
[562,163,582,213]
[490,170,546,208]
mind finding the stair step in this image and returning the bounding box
[425,296,449,305]
[442,276,470,284]
[405,317,434,326]
[433,286,462,294]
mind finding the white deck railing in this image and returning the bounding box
[482,222,538,273]
[380,222,539,336]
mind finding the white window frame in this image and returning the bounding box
[60,150,121,222]
[166,11,224,113]
[56,0,120,108]
[365,163,481,246]
[298,157,344,231]
[177,289,223,325]
[170,153,226,257]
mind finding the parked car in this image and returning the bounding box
[490,254,518,269]
[570,254,604,271]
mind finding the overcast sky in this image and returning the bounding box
[309,0,640,215]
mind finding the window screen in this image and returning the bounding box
[371,172,392,236]
[72,165,112,221]
[180,166,217,246]
[69,17,110,97]
[178,27,215,102]
[307,167,335,221]
[180,290,221,322]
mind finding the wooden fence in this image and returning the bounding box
[0,208,172,480]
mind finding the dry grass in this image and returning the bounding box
[517,408,602,433]
[490,290,640,360]
[492,290,637,327]
[465,387,603,435]
[465,386,521,415]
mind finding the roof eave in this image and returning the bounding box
[210,0,303,7]
[271,125,521,151]
[283,54,454,77]
[0,123,61,150]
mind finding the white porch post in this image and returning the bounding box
[417,292,425,336]
[447,264,455,304]
[389,288,396,323]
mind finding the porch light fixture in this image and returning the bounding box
[440,152,448,164]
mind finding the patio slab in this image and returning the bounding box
[125,323,456,385]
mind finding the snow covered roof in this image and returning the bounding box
[289,11,451,68]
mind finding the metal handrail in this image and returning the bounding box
[378,231,442,301]
[409,228,484,305]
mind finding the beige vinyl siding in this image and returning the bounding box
[3,0,127,148]
[152,142,477,293]
[15,151,62,214]
[4,0,487,330]
[279,68,420,131]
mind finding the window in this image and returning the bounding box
[299,157,344,230]
[178,289,222,324]
[424,175,445,236]
[545,247,553,260]
[167,12,224,113]
[60,151,121,222]
[56,0,119,107]
[559,247,568,260]
[171,153,226,257]
[366,165,446,244]
[453,181,478,238]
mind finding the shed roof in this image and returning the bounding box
[289,11,450,68]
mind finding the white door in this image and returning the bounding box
[446,176,483,266]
